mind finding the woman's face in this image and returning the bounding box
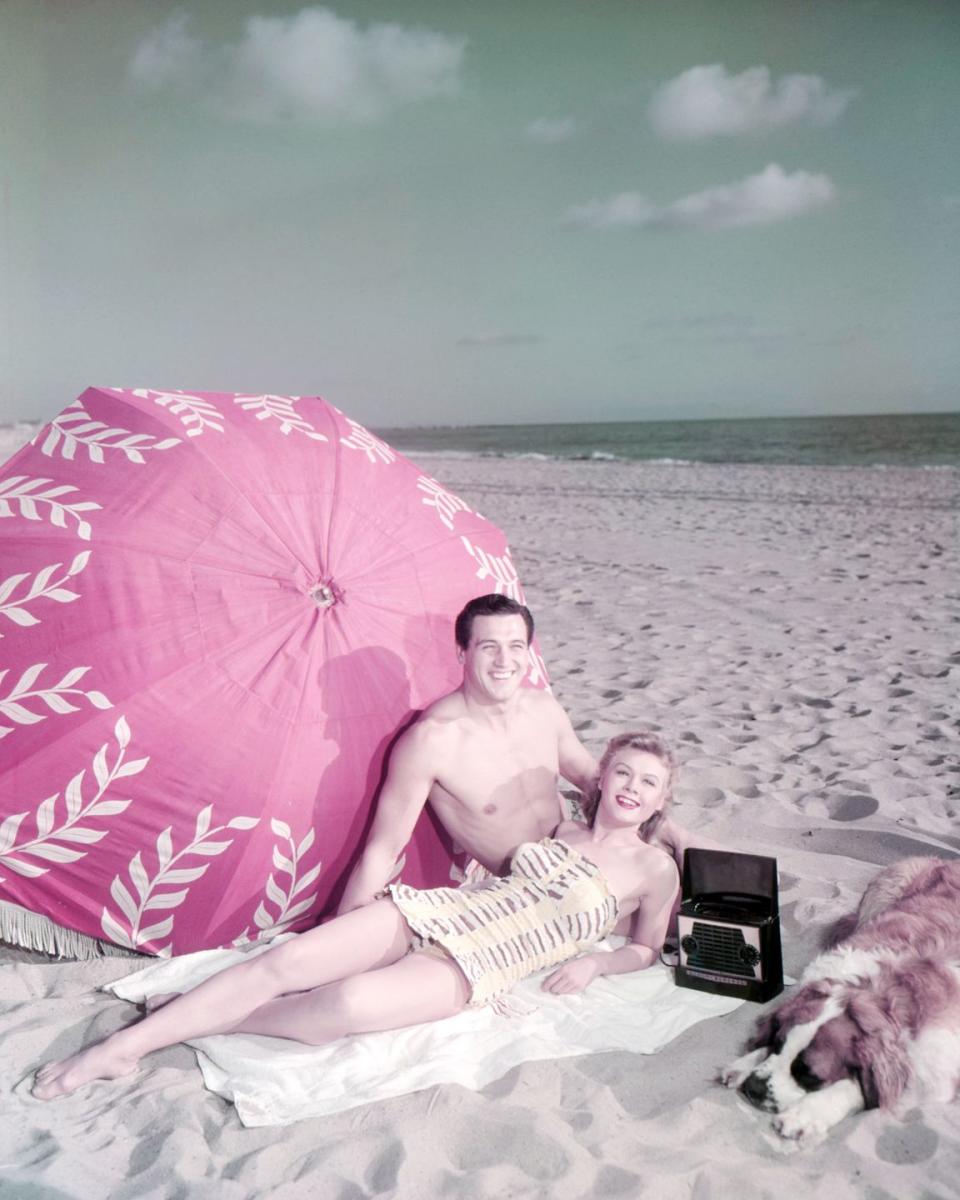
[597,748,669,829]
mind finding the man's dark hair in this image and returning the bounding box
[454,593,534,649]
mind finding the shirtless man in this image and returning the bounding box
[337,593,596,913]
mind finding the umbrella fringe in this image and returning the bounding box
[0,899,140,961]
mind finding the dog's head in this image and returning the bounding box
[738,978,912,1114]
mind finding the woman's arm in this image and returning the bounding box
[540,852,679,994]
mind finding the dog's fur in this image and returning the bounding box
[721,856,960,1145]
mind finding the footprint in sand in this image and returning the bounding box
[444,1117,570,1182]
[825,793,880,821]
[874,1114,939,1164]
[689,787,726,810]
[820,792,883,820]
[365,1142,406,1194]
[703,768,761,799]
[595,1164,644,1195]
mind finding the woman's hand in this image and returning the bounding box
[541,955,600,994]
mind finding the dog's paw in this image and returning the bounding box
[718,1064,746,1089]
[773,1104,829,1147]
[719,1048,765,1089]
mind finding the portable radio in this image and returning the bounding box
[675,848,784,1003]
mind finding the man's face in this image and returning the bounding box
[461,613,529,703]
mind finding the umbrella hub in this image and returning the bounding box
[308,581,340,609]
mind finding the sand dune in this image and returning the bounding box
[2,457,958,1197]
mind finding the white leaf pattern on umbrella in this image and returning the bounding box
[459,536,524,601]
[0,663,113,739]
[416,475,472,530]
[0,813,28,857]
[233,395,328,441]
[110,877,139,924]
[0,716,145,881]
[525,644,552,692]
[0,476,101,540]
[101,808,260,954]
[36,795,57,837]
[32,400,182,463]
[0,553,91,637]
[126,389,226,437]
[340,419,395,464]
[232,818,323,945]
[130,852,150,900]
[65,771,84,819]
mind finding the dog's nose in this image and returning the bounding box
[739,1073,770,1109]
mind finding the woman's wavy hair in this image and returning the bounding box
[589,730,677,842]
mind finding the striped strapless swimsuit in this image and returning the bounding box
[388,837,620,1007]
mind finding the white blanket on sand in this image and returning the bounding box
[107,936,743,1128]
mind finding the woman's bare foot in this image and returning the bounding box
[32,1042,140,1100]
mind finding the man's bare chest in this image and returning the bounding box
[432,728,559,814]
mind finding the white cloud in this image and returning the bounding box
[128,8,466,123]
[525,116,578,143]
[648,64,856,140]
[128,14,202,90]
[565,164,837,231]
[566,192,658,230]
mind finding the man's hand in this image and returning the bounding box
[541,955,600,994]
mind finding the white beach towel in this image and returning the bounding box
[107,936,743,1127]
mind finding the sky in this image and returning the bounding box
[2,0,959,427]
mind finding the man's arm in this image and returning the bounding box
[655,816,727,875]
[336,722,439,915]
[554,699,599,799]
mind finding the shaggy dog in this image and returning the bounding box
[721,856,960,1145]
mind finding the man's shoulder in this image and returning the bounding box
[398,692,466,752]
[518,685,564,721]
[420,688,469,724]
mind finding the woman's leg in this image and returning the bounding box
[227,950,471,1044]
[33,898,411,1099]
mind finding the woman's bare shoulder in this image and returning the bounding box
[635,840,680,887]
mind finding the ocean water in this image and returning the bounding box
[2,411,958,471]
[378,411,960,468]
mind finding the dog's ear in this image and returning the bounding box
[822,910,859,948]
[851,999,911,1110]
[856,1063,881,1110]
[748,981,834,1051]
[748,1010,778,1051]
[855,1042,910,1111]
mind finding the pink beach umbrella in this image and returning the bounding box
[0,388,548,957]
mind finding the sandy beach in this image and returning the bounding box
[2,455,958,1198]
